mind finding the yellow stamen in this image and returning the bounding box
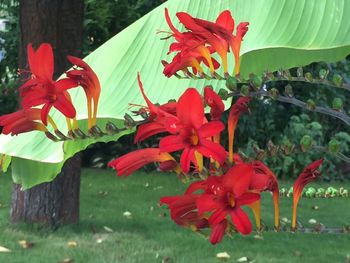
[66,117,73,131]
[72,118,79,130]
[47,115,58,130]
[197,46,215,73]
[248,200,261,230]
[194,151,203,173]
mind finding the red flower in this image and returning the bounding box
[196,164,260,236]
[228,97,251,163]
[251,161,280,230]
[67,56,101,129]
[176,10,249,75]
[163,9,220,77]
[0,109,48,135]
[292,159,323,230]
[160,195,208,230]
[108,148,177,176]
[134,74,178,143]
[159,88,227,173]
[19,43,77,125]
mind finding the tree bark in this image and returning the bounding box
[11,0,84,226]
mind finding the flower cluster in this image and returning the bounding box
[0,43,101,138]
[162,9,249,78]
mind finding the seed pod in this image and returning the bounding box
[283,69,292,80]
[332,74,344,87]
[306,99,316,110]
[300,135,313,152]
[328,138,340,154]
[226,76,238,91]
[332,98,343,111]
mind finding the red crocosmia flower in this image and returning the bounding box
[228,97,251,163]
[159,88,227,173]
[0,109,48,136]
[251,161,280,230]
[67,56,101,129]
[108,148,177,177]
[176,10,249,75]
[134,74,178,143]
[19,43,77,125]
[163,9,220,76]
[196,164,260,236]
[160,195,208,230]
[292,159,323,230]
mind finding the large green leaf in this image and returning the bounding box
[1,0,350,188]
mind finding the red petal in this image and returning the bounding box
[208,207,227,225]
[223,164,254,197]
[40,103,53,125]
[31,43,54,80]
[134,122,167,143]
[197,121,224,138]
[165,8,181,35]
[230,207,252,235]
[53,93,76,119]
[197,139,227,165]
[176,12,205,31]
[196,194,221,215]
[216,10,234,33]
[177,88,204,129]
[159,135,184,152]
[236,192,260,206]
[180,147,195,173]
[209,220,227,244]
[55,78,78,91]
[185,180,207,194]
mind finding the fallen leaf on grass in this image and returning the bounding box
[216,252,230,260]
[103,226,114,233]
[0,246,11,253]
[312,205,319,210]
[237,256,250,262]
[59,258,74,263]
[98,191,108,197]
[67,241,78,247]
[18,240,34,249]
[253,235,263,240]
[162,256,172,263]
[308,219,317,224]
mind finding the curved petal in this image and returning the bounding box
[53,94,76,119]
[180,147,195,173]
[55,78,78,91]
[134,122,167,143]
[40,103,53,125]
[236,192,260,206]
[216,10,235,33]
[177,88,204,129]
[230,207,252,235]
[208,207,227,225]
[159,135,185,153]
[223,164,254,197]
[209,220,227,245]
[197,139,227,165]
[196,193,221,215]
[197,121,224,138]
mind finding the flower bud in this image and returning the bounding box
[306,99,316,110]
[332,98,343,111]
[218,88,229,100]
[319,69,329,80]
[284,84,294,97]
[300,135,312,152]
[328,138,340,154]
[240,85,250,96]
[297,67,303,78]
[332,74,343,87]
[226,76,238,91]
[249,74,263,90]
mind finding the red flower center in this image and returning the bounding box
[190,130,199,145]
[227,192,236,207]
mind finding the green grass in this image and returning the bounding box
[0,169,350,263]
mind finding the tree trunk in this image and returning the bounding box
[11,0,84,226]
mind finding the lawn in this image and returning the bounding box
[0,169,350,263]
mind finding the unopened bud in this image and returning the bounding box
[283,69,292,80]
[124,113,135,127]
[332,74,343,87]
[45,131,58,142]
[263,71,275,81]
[250,74,263,90]
[218,88,229,100]
[332,98,343,111]
[300,135,312,152]
[328,138,340,154]
[226,76,238,91]
[240,85,250,96]
[159,160,178,172]
[306,99,316,110]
